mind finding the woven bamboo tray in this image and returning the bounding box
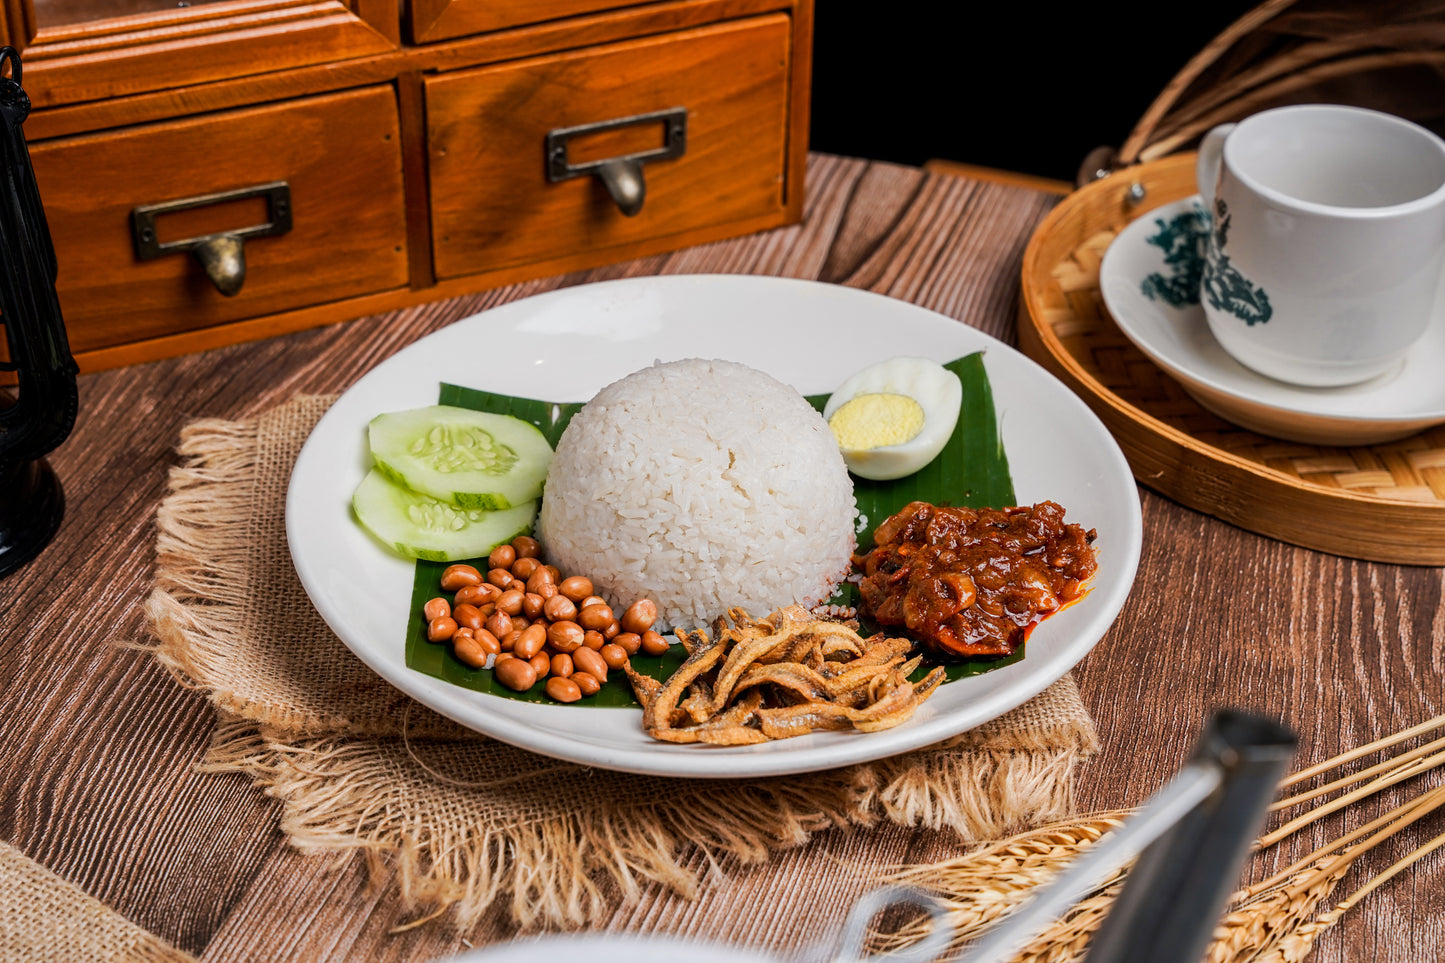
[1018,152,1445,566]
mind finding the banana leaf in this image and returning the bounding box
[403,352,1019,705]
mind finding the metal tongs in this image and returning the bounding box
[830,709,1296,963]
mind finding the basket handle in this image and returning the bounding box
[1116,0,1300,167]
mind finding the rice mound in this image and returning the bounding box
[537,358,858,631]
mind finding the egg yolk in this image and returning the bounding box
[827,393,925,450]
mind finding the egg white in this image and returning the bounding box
[822,356,963,480]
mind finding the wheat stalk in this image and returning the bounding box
[868,713,1445,962]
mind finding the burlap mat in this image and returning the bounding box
[0,841,196,963]
[144,395,1100,932]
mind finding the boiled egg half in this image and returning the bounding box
[823,356,962,480]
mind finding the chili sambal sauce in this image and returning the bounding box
[853,501,1098,662]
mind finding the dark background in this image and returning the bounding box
[808,3,1264,184]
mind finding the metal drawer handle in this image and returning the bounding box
[131,181,292,297]
[545,108,686,217]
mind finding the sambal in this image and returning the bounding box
[853,500,1097,661]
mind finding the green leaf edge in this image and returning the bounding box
[404,351,1021,704]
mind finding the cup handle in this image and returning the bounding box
[1196,123,1235,208]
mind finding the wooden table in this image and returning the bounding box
[2,153,1441,962]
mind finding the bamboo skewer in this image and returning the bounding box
[1334,827,1445,914]
[1259,746,1445,846]
[1278,712,1445,789]
[1270,732,1445,809]
[1247,783,1445,898]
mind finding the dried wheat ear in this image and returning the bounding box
[868,713,1445,963]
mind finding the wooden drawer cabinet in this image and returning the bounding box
[410,0,649,44]
[4,0,813,370]
[427,15,789,280]
[31,86,409,354]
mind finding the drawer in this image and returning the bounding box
[426,14,791,281]
[410,0,650,43]
[30,86,410,355]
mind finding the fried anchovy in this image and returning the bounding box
[644,632,727,732]
[647,690,766,744]
[637,607,949,745]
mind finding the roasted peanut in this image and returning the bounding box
[488,543,517,571]
[579,595,607,609]
[454,583,498,607]
[572,671,602,696]
[525,567,555,595]
[522,592,546,619]
[547,620,584,652]
[514,623,547,660]
[485,610,513,639]
[496,589,526,616]
[550,652,574,678]
[487,567,514,590]
[423,597,451,622]
[500,629,520,651]
[599,643,628,669]
[511,556,541,579]
[542,594,577,623]
[578,604,614,632]
[529,652,551,679]
[582,630,605,651]
[640,630,670,656]
[427,616,458,643]
[620,599,658,635]
[452,603,484,630]
[474,628,502,656]
[545,677,582,703]
[439,564,483,592]
[613,632,641,656]
[572,647,608,683]
[494,657,537,692]
[453,633,489,668]
[602,620,620,640]
[512,535,541,558]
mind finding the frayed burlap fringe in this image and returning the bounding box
[0,841,197,963]
[145,395,1100,932]
[200,719,1091,932]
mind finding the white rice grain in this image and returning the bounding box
[537,358,857,631]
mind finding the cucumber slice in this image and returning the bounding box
[351,469,537,562]
[368,405,552,510]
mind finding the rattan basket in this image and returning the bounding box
[1078,0,1445,185]
[1018,153,1445,565]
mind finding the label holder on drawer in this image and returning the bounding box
[131,181,292,297]
[545,107,686,217]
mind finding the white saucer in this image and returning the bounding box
[1099,195,1445,446]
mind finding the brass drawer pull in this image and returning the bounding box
[131,181,292,296]
[545,108,686,217]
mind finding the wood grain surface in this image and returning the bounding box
[31,84,409,353]
[1,153,1442,962]
[426,15,790,279]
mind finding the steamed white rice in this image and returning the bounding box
[537,358,858,631]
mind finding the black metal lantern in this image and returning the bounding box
[0,47,78,578]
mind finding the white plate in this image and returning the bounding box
[439,935,777,963]
[287,275,1142,779]
[1100,195,1445,446]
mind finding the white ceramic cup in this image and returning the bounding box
[1195,104,1445,387]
